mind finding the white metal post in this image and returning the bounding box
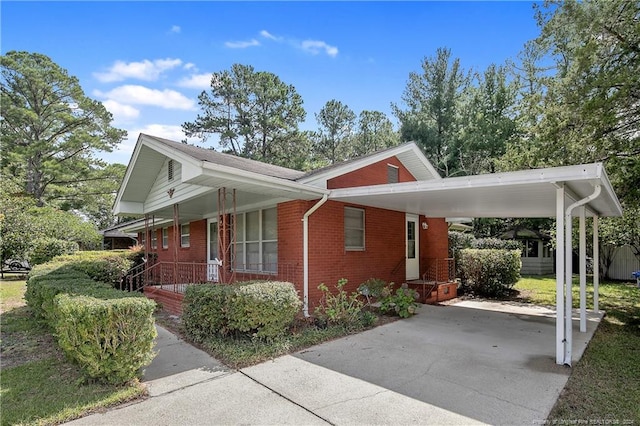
[555,185,565,365]
[593,216,599,313]
[579,206,587,333]
[565,209,573,365]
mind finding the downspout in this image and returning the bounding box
[302,194,329,317]
[563,184,601,366]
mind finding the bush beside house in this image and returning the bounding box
[25,251,156,384]
[459,249,522,297]
[183,281,302,341]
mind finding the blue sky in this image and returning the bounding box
[2,1,541,165]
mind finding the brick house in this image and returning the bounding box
[115,133,623,365]
[115,134,458,315]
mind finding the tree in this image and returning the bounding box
[459,64,518,174]
[182,64,307,168]
[394,47,470,177]
[0,51,126,208]
[500,0,640,205]
[312,99,356,164]
[0,178,101,265]
[352,110,399,157]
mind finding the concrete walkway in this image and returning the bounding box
[69,301,603,425]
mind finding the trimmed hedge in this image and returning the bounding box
[25,251,156,384]
[459,249,522,297]
[183,281,302,341]
[54,294,156,385]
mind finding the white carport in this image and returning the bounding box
[329,162,623,366]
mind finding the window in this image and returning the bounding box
[345,207,365,251]
[387,164,399,183]
[140,232,146,247]
[168,160,174,181]
[181,224,190,248]
[233,207,277,273]
[151,230,158,249]
[522,239,539,258]
[162,228,169,249]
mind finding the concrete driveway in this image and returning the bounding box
[70,301,602,425]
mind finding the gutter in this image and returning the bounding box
[302,194,329,317]
[562,184,601,366]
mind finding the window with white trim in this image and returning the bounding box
[181,224,190,248]
[522,239,539,258]
[345,207,365,251]
[151,230,158,249]
[162,228,169,249]
[140,232,146,247]
[232,207,277,273]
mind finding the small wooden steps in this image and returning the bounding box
[406,280,458,304]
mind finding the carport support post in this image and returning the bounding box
[579,206,587,333]
[565,206,573,365]
[593,216,599,312]
[555,185,565,365]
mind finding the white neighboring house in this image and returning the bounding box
[501,229,554,275]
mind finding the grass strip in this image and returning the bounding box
[515,276,640,422]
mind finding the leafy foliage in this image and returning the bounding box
[315,279,365,329]
[352,110,400,157]
[182,64,308,168]
[183,281,302,341]
[24,252,156,384]
[312,99,356,164]
[379,284,419,318]
[0,181,102,264]
[394,47,470,177]
[0,51,126,214]
[459,249,522,297]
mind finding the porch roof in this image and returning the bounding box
[329,162,622,218]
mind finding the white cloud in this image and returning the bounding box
[177,73,212,89]
[224,39,260,49]
[301,40,338,57]
[183,62,196,70]
[94,58,183,82]
[170,25,181,34]
[102,99,140,122]
[95,85,195,110]
[260,30,281,41]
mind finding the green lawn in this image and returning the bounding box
[514,276,640,422]
[0,279,146,426]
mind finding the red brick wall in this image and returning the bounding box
[300,201,407,311]
[140,219,208,264]
[327,156,416,189]
[138,204,451,312]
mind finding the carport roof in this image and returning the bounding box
[329,162,622,218]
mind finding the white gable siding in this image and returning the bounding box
[144,158,211,213]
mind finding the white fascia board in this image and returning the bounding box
[114,201,144,216]
[113,134,146,211]
[200,162,329,199]
[329,162,613,201]
[113,134,204,213]
[123,218,174,233]
[298,142,441,186]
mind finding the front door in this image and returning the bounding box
[406,214,420,280]
[207,219,220,282]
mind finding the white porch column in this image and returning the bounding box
[564,207,573,365]
[579,206,587,333]
[593,216,599,313]
[555,185,565,365]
